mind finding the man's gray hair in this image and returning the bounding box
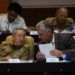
[12,28,26,35]
[36,20,53,32]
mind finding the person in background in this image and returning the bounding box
[0,2,27,33]
[0,28,34,61]
[45,6,74,32]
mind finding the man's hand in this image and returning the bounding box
[72,36,75,40]
[50,49,63,57]
[36,52,45,59]
[5,56,12,61]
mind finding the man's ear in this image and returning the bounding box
[12,34,15,38]
[55,12,58,17]
[48,30,52,33]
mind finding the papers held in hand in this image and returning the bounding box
[39,43,59,62]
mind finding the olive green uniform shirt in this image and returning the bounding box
[45,17,74,31]
[0,41,32,61]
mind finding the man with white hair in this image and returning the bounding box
[36,20,75,61]
[36,20,55,59]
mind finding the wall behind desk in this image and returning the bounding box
[0,0,11,13]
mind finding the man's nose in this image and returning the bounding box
[20,37,24,41]
[62,16,65,20]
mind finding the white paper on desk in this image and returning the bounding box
[8,59,20,63]
[46,58,59,62]
[20,60,33,63]
[30,31,38,35]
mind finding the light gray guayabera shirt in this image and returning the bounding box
[0,14,27,33]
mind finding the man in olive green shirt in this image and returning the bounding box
[0,28,34,61]
[45,7,74,31]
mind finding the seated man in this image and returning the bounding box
[36,20,75,61]
[45,6,74,32]
[0,2,27,33]
[0,28,34,61]
[36,20,54,60]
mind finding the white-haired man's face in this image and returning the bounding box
[12,30,26,46]
[37,28,53,43]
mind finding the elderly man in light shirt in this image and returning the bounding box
[0,2,27,33]
[35,20,75,61]
[36,20,55,59]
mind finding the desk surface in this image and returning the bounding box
[0,62,74,72]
